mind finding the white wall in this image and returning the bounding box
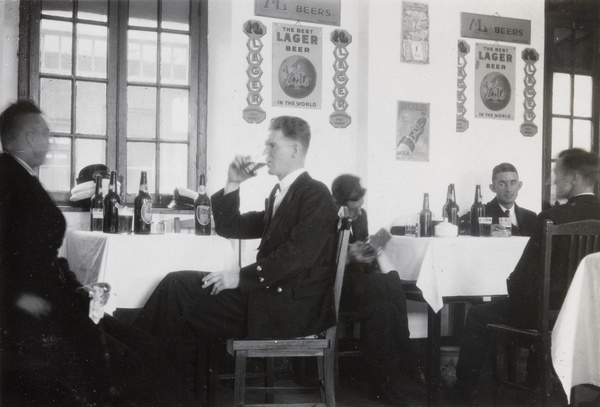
[0,0,19,112]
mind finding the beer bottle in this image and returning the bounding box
[90,174,104,231]
[103,170,120,233]
[443,183,460,227]
[470,185,485,236]
[419,193,433,237]
[194,174,211,235]
[134,171,152,234]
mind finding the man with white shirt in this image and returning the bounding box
[135,116,339,390]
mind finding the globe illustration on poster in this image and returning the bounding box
[277,55,317,99]
[479,72,511,111]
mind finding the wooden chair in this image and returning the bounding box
[226,206,352,407]
[173,216,195,233]
[487,219,600,407]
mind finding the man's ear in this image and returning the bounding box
[489,183,496,193]
[517,181,523,190]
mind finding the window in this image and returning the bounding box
[543,0,599,207]
[18,0,207,206]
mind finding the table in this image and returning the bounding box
[552,252,600,404]
[59,230,239,314]
[378,235,528,405]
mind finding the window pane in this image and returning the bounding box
[551,117,570,156]
[128,86,157,138]
[573,119,592,151]
[552,73,571,115]
[574,29,594,72]
[128,30,158,83]
[75,139,106,177]
[42,0,73,18]
[129,0,158,28]
[41,78,71,133]
[161,0,190,30]
[161,33,189,85]
[39,137,71,191]
[573,75,592,118]
[77,0,108,22]
[552,27,572,71]
[76,81,106,135]
[76,24,107,78]
[160,143,187,193]
[40,19,73,75]
[160,88,188,140]
[127,143,156,194]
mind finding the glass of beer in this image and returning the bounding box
[118,209,133,234]
[478,217,492,237]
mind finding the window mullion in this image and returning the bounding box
[115,0,128,198]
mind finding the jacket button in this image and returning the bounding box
[265,286,270,289]
[276,287,282,293]
[256,265,262,271]
[258,277,265,283]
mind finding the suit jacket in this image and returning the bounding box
[506,194,600,308]
[211,172,338,339]
[0,153,86,319]
[459,197,537,237]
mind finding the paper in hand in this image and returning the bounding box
[369,227,393,251]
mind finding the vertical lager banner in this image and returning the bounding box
[272,23,322,109]
[474,43,515,120]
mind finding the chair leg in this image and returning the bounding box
[233,350,247,407]
[207,343,220,407]
[324,350,336,407]
[265,357,274,404]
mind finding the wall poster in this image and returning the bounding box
[474,43,515,120]
[396,101,430,162]
[401,2,429,64]
[272,23,322,109]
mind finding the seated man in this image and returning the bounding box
[133,116,339,391]
[453,149,600,405]
[332,174,424,406]
[0,100,191,406]
[460,162,537,236]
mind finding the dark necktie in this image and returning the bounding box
[504,209,510,217]
[267,184,280,219]
[505,209,521,235]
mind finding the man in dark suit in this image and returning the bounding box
[0,100,191,406]
[331,174,423,406]
[134,116,339,387]
[453,149,600,405]
[460,163,537,236]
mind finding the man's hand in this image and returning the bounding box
[224,155,257,194]
[15,293,51,319]
[347,240,379,264]
[79,282,111,306]
[202,269,240,295]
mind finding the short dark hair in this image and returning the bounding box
[0,99,43,150]
[558,148,600,185]
[331,174,366,206]
[492,162,519,183]
[269,116,311,152]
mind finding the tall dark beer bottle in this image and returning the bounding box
[419,193,433,237]
[90,174,104,231]
[134,171,152,234]
[103,170,120,233]
[470,185,485,236]
[443,183,460,226]
[194,174,211,235]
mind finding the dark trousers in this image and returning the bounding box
[341,269,415,382]
[133,271,248,386]
[455,296,536,392]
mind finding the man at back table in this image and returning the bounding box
[134,116,339,389]
[452,148,600,405]
[460,162,537,236]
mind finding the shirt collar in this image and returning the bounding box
[12,155,37,177]
[277,168,306,194]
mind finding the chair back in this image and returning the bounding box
[539,219,600,333]
[333,206,352,317]
[173,217,195,233]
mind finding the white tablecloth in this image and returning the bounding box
[378,236,529,312]
[552,252,600,403]
[59,231,239,313]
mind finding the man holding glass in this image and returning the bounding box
[134,116,339,389]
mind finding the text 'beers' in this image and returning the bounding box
[194,174,211,235]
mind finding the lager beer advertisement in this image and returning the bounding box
[272,23,322,109]
[474,43,516,120]
[396,101,430,162]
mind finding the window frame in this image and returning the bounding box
[17,0,208,207]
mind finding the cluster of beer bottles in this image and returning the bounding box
[89,170,152,234]
[417,184,486,237]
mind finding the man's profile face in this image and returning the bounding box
[345,197,364,220]
[489,171,522,207]
[264,129,296,180]
[25,113,51,167]
[553,159,574,200]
